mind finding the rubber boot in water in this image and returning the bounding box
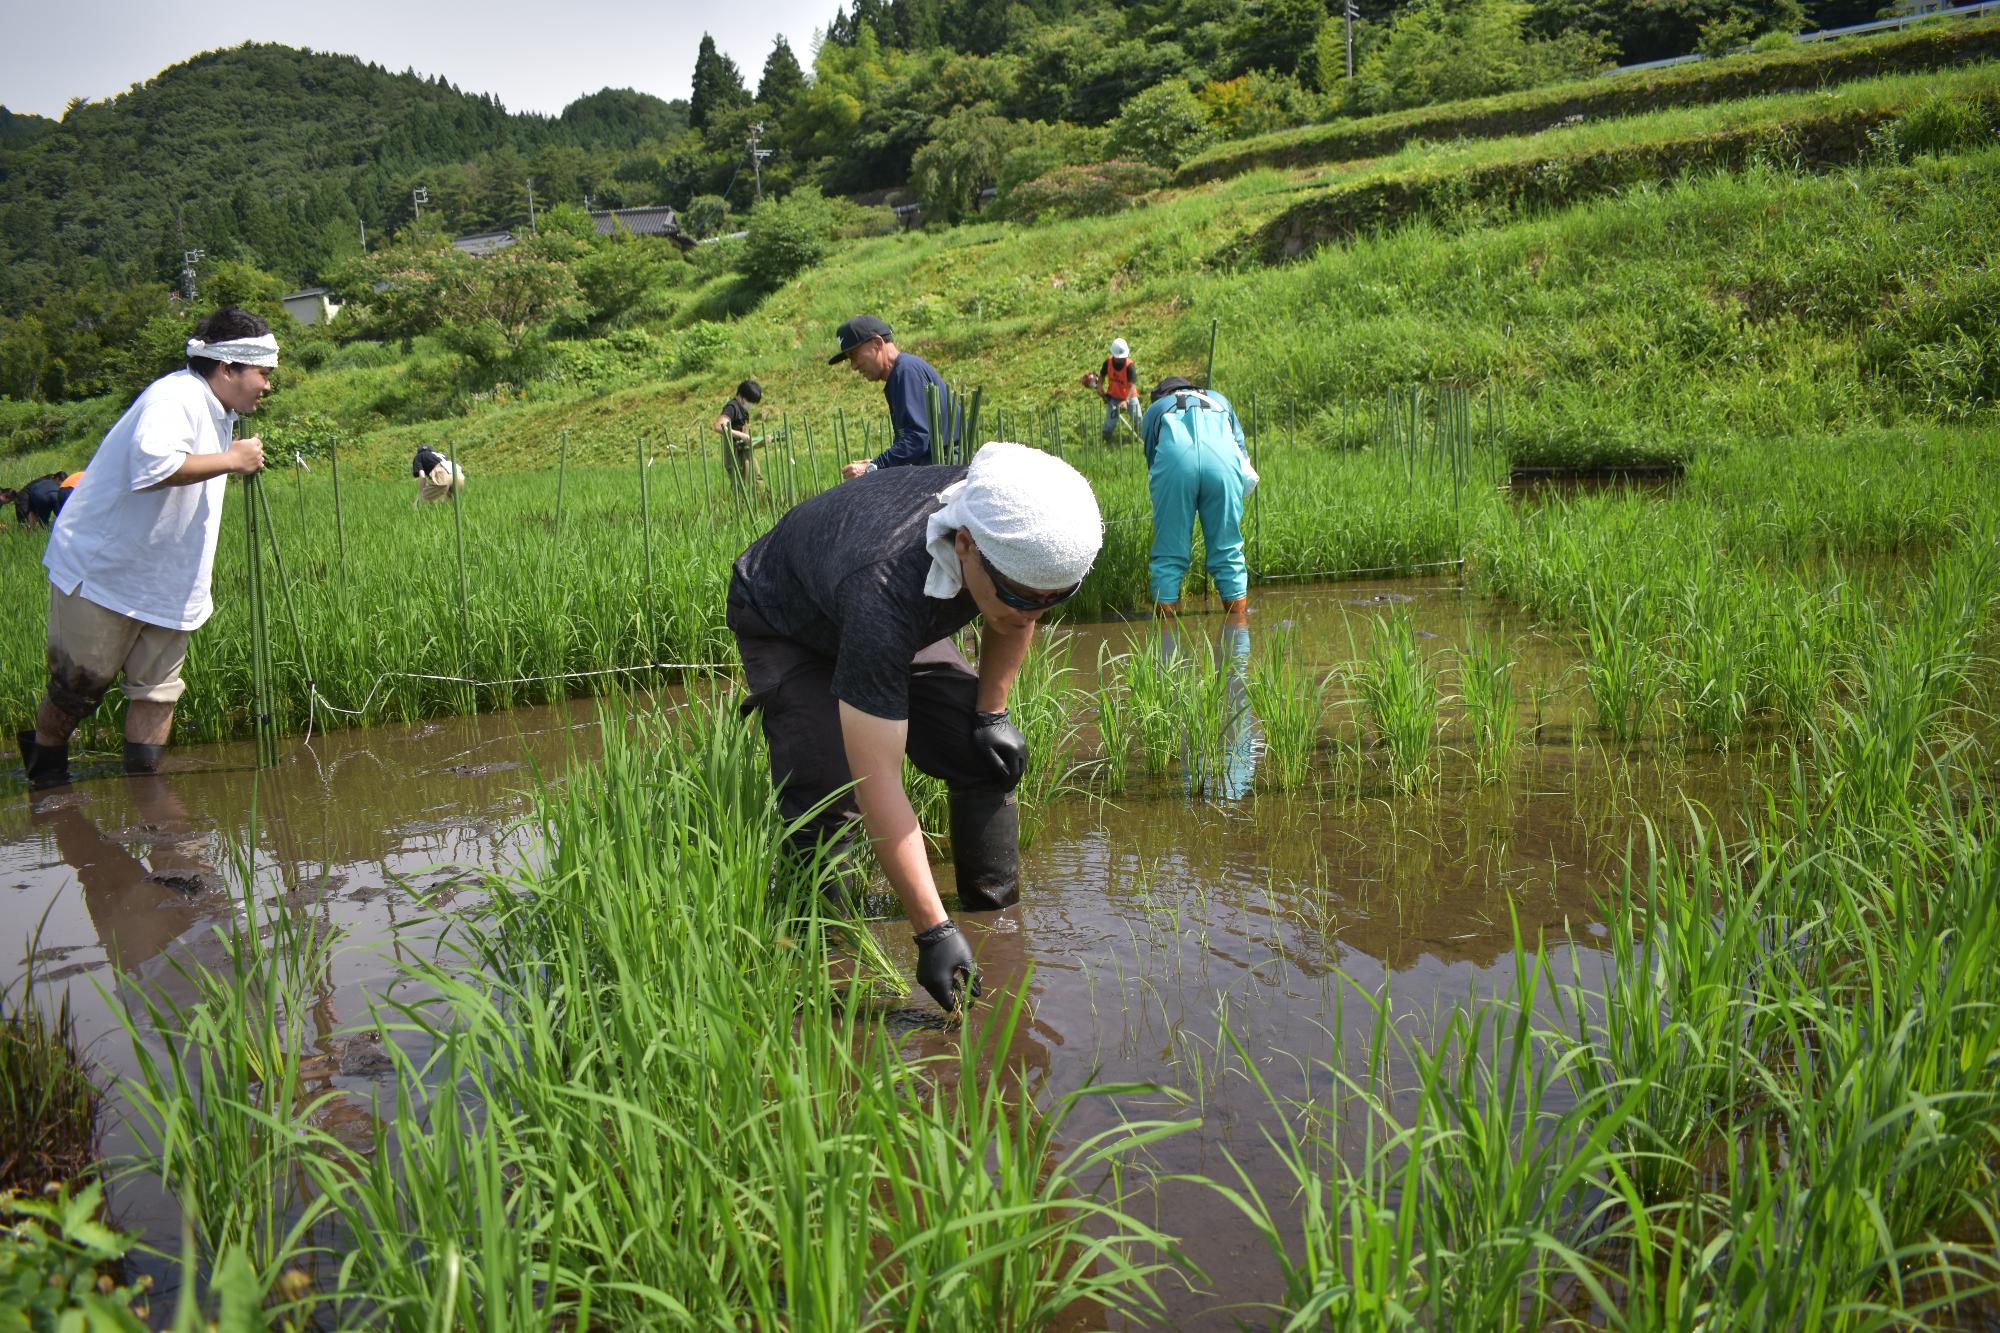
[950,788,1020,911]
[123,741,167,776]
[19,729,70,790]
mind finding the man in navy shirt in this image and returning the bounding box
[830,315,955,478]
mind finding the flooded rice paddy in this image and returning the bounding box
[5,578,1771,1326]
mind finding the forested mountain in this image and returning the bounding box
[0,44,687,314]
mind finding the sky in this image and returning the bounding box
[0,0,833,120]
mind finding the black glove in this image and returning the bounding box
[970,710,1028,787]
[914,920,981,1013]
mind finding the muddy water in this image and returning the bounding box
[3,579,1763,1327]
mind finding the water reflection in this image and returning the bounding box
[28,779,215,976]
[1167,621,1260,802]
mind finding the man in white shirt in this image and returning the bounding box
[19,308,273,787]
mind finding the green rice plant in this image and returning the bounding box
[862,982,1195,1327]
[1453,625,1518,781]
[1583,586,1668,744]
[1750,569,1846,728]
[1,941,99,1194]
[1355,611,1441,794]
[1248,627,1331,791]
[1122,629,1186,778]
[110,831,348,1299]
[1090,641,1133,792]
[1555,819,1760,1202]
[1007,627,1088,833]
[265,699,1188,1328]
[1201,934,1646,1328]
[1670,566,1757,749]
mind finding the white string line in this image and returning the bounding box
[299,661,728,742]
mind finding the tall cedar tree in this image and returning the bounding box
[689,34,752,131]
[758,38,808,112]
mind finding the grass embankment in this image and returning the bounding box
[1176,15,2000,184]
[1245,64,2000,260]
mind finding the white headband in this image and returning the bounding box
[186,334,280,368]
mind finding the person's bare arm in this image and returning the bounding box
[974,620,1036,713]
[148,437,265,489]
[838,703,948,930]
[714,414,750,444]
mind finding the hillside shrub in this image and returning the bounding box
[324,340,398,371]
[739,187,837,290]
[1108,82,1218,169]
[260,409,343,466]
[683,195,731,238]
[1198,71,1319,141]
[674,322,730,376]
[993,122,1107,208]
[999,160,1167,223]
[1178,18,2000,184]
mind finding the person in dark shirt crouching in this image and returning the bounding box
[829,315,957,478]
[729,441,1101,1013]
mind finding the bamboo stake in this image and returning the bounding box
[446,443,473,714]
[638,435,656,661]
[243,469,276,767]
[329,438,346,574]
[554,429,569,541]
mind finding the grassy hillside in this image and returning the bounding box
[7,52,1996,484]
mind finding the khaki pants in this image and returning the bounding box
[46,583,191,707]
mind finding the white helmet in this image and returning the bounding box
[1109,337,1129,359]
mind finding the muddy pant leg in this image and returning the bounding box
[905,642,1022,910]
[1195,443,1248,602]
[1148,452,1198,606]
[730,621,861,867]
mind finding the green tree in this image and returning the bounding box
[1197,71,1317,140]
[1230,0,1331,79]
[1107,80,1218,169]
[1347,0,1612,115]
[911,111,1030,224]
[689,34,751,132]
[739,187,836,290]
[757,38,808,114]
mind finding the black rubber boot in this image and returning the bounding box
[950,788,1020,911]
[19,729,70,790]
[123,741,167,775]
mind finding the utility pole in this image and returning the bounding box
[412,185,429,221]
[1345,0,1358,79]
[526,176,537,233]
[182,248,204,303]
[359,218,367,251]
[747,123,771,203]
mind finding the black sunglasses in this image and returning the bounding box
[978,549,1080,612]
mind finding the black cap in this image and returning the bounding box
[1151,376,1194,402]
[828,315,893,364]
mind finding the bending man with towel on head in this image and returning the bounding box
[18,308,273,788]
[729,442,1102,1013]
